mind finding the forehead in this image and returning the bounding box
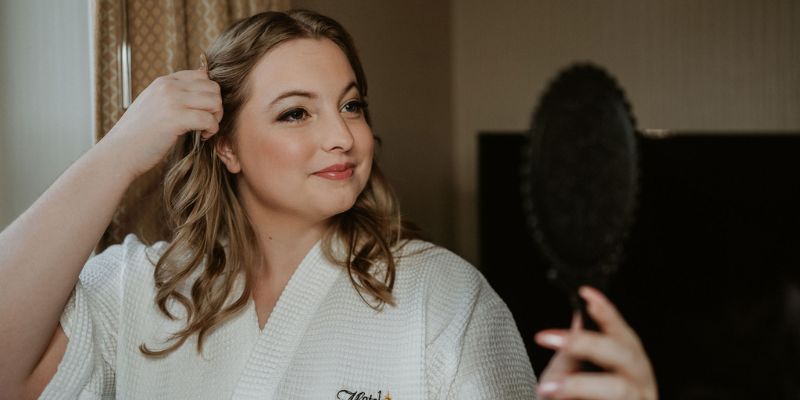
[247,37,357,100]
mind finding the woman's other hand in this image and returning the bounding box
[534,286,657,400]
[104,69,223,178]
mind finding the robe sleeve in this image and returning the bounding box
[39,235,140,399]
[423,249,537,399]
[444,282,538,398]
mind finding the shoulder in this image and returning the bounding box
[79,234,168,291]
[395,240,481,281]
[88,234,167,267]
[395,239,491,299]
[393,240,506,341]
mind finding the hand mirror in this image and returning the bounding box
[521,64,639,338]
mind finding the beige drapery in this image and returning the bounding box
[94,0,289,251]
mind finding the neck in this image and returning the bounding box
[245,204,330,280]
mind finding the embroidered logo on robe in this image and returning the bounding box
[336,389,391,400]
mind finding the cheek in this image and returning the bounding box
[357,127,375,159]
[358,130,375,187]
[245,135,314,173]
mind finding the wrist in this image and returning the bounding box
[90,135,143,184]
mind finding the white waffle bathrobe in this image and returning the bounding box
[41,235,537,399]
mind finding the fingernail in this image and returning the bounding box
[538,380,561,395]
[537,333,566,348]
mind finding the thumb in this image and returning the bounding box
[536,312,582,380]
[539,346,579,382]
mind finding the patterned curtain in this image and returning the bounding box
[94,0,289,251]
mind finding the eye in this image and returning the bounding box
[278,108,309,123]
[341,100,365,114]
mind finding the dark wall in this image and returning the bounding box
[479,132,800,399]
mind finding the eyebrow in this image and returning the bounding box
[268,81,360,107]
[269,90,316,106]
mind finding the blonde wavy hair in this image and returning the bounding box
[141,9,421,356]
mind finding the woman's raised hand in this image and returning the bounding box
[535,286,658,400]
[104,69,223,178]
[0,69,222,397]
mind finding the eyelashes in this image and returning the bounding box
[341,99,366,114]
[278,108,309,123]
[276,100,367,124]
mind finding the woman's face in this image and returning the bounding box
[219,38,374,225]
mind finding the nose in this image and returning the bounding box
[321,112,354,152]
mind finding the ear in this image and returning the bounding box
[215,136,242,173]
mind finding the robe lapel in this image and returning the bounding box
[232,240,343,399]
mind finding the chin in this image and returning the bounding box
[313,193,360,219]
[308,177,368,219]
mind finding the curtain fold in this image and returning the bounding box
[94,0,289,251]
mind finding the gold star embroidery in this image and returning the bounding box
[384,393,392,400]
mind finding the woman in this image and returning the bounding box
[0,9,654,399]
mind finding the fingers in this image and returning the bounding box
[170,68,211,81]
[536,331,580,381]
[180,90,223,118]
[580,286,639,344]
[171,76,222,99]
[570,310,582,332]
[162,70,224,139]
[183,109,219,137]
[536,288,649,374]
[538,373,634,400]
[173,69,221,91]
[186,91,222,140]
[162,70,223,120]
[538,328,643,373]
[536,288,658,400]
[536,311,585,381]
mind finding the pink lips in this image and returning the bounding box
[313,163,355,180]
